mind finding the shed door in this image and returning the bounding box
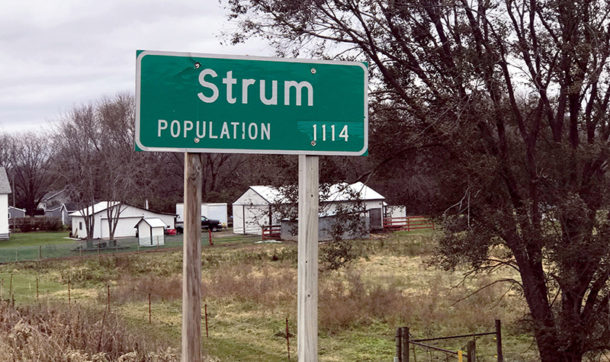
[369,208,382,230]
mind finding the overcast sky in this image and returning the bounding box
[0,0,271,134]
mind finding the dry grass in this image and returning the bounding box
[106,275,182,304]
[0,301,178,361]
[0,233,539,360]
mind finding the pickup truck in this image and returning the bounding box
[200,216,222,231]
[175,215,222,233]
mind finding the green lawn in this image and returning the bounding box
[0,231,72,248]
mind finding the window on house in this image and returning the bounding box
[79,222,83,230]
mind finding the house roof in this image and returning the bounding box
[69,201,121,217]
[247,182,385,204]
[135,218,167,228]
[250,185,287,204]
[69,201,176,217]
[0,167,11,194]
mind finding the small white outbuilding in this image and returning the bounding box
[135,218,166,247]
[0,167,11,240]
[232,182,386,235]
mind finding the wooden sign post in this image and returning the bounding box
[137,51,367,362]
[182,152,202,362]
[297,155,319,361]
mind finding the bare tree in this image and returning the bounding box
[8,133,54,215]
[53,105,101,246]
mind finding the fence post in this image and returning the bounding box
[208,228,213,246]
[495,319,503,362]
[400,327,409,362]
[286,316,290,360]
[36,275,39,301]
[107,284,110,312]
[39,245,42,261]
[395,327,402,362]
[466,340,476,362]
[204,303,209,338]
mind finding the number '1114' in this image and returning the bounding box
[313,124,349,142]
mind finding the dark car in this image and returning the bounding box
[201,216,222,231]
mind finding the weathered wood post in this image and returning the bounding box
[400,327,409,362]
[286,316,291,360]
[495,319,503,362]
[395,328,402,362]
[204,303,209,338]
[297,154,319,361]
[466,340,476,362]
[182,152,202,362]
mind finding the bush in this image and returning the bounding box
[13,217,63,232]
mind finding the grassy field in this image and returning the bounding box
[0,230,72,247]
[0,230,540,361]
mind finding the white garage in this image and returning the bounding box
[70,201,175,240]
[232,182,385,235]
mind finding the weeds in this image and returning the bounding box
[0,301,178,361]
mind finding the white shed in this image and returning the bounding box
[135,218,166,247]
[232,182,386,235]
[0,167,11,240]
[70,201,175,239]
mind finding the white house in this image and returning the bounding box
[70,201,175,239]
[0,167,11,240]
[232,182,386,235]
[135,218,166,247]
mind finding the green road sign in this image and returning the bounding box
[136,50,368,155]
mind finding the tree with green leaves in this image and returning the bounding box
[226,0,610,360]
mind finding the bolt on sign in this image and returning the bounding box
[135,50,368,155]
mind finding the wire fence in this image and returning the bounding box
[0,232,264,264]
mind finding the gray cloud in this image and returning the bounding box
[0,0,269,134]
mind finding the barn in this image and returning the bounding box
[232,182,385,235]
[70,201,175,240]
[0,167,11,240]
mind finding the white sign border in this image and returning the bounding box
[135,50,368,156]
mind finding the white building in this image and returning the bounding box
[0,168,11,240]
[70,201,175,239]
[176,203,228,226]
[135,218,166,247]
[232,182,385,235]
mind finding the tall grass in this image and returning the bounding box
[0,301,178,361]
